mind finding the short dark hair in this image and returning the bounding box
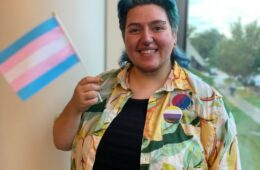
[117,0,180,67]
[117,0,179,37]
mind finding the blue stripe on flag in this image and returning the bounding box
[0,17,59,64]
[17,54,79,100]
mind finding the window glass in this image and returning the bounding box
[187,0,260,169]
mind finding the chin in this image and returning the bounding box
[135,64,161,73]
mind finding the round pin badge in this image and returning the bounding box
[163,106,183,123]
[172,93,191,110]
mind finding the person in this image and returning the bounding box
[229,82,237,96]
[53,0,241,169]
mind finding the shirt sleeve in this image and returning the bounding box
[206,97,242,169]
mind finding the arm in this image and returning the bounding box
[212,114,241,169]
[206,98,241,169]
[53,76,102,151]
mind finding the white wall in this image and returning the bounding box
[106,0,125,70]
[0,0,105,170]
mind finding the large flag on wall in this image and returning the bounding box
[0,16,79,101]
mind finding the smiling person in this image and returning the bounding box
[53,0,241,169]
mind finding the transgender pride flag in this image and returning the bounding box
[0,17,79,100]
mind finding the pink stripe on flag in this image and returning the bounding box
[0,27,64,74]
[10,45,75,91]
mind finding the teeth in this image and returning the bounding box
[140,50,156,54]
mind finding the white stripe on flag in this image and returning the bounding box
[4,36,69,82]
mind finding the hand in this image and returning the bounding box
[68,76,102,114]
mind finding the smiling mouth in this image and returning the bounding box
[139,49,158,54]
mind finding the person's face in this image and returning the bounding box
[124,4,177,73]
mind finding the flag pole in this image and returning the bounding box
[52,12,103,102]
[51,12,83,65]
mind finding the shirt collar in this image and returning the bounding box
[116,64,131,90]
[116,62,193,92]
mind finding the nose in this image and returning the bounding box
[141,28,153,46]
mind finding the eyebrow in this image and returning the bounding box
[126,20,167,28]
[149,20,167,26]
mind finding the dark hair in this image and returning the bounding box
[118,0,179,36]
[117,0,180,67]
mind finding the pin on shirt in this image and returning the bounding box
[172,93,191,110]
[163,106,183,123]
[163,94,192,123]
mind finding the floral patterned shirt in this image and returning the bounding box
[71,62,241,170]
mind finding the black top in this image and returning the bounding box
[93,98,148,170]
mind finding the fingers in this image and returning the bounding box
[70,76,103,113]
[79,76,102,86]
[77,76,102,97]
[79,83,101,92]
[81,97,99,107]
[82,90,100,100]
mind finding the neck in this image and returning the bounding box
[128,63,172,99]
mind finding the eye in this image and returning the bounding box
[152,25,165,32]
[128,27,141,34]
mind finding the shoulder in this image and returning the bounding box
[96,67,126,102]
[185,70,227,120]
[186,70,222,99]
[98,68,121,80]
[98,68,121,91]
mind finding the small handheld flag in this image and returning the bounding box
[0,16,79,101]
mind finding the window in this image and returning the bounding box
[187,0,260,168]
